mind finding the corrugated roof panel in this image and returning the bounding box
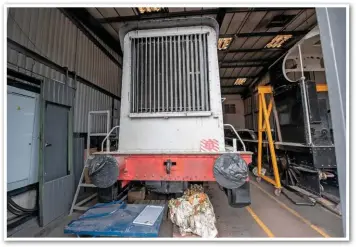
[96,8,119,18]
[226,12,248,34]
[251,36,272,49]
[185,8,203,11]
[253,67,263,75]
[252,11,279,32]
[239,11,267,33]
[218,52,226,60]
[221,53,235,61]
[244,67,258,76]
[233,68,244,77]
[229,37,248,50]
[238,52,255,60]
[230,53,246,60]
[111,22,125,33]
[168,8,185,12]
[219,13,234,34]
[220,79,232,87]
[115,8,136,16]
[239,67,254,76]
[223,68,234,77]
[240,37,260,49]
[230,68,243,77]
[284,9,315,31]
[294,13,316,31]
[102,24,119,39]
[87,8,103,18]
[219,68,227,75]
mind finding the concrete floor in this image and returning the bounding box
[207,180,343,238]
[8,179,343,239]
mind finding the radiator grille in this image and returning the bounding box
[130,34,210,113]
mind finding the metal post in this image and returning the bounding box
[316,7,347,237]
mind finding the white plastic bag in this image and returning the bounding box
[168,185,218,238]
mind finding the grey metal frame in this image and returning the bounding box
[39,78,75,227]
[316,7,347,237]
[70,110,111,215]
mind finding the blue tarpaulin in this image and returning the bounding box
[64,200,165,237]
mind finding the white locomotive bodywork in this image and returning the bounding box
[118,18,225,153]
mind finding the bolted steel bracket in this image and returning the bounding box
[163,159,176,174]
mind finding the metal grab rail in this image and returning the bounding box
[223,124,246,151]
[101,126,120,152]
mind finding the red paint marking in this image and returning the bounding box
[113,153,252,182]
[200,139,219,152]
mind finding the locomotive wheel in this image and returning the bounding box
[274,188,282,197]
[256,177,262,183]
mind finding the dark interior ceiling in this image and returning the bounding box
[61,7,318,95]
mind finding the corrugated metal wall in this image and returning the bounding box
[74,82,113,133]
[7,8,122,133]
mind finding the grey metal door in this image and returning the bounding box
[39,79,75,227]
[44,103,69,182]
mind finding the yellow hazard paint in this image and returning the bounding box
[246,206,275,237]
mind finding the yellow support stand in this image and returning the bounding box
[256,86,282,196]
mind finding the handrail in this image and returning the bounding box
[223,124,246,151]
[101,126,120,152]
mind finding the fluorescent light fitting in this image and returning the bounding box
[138,7,163,14]
[265,35,293,49]
[234,78,247,85]
[218,37,233,50]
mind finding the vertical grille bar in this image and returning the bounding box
[140,38,144,112]
[194,34,200,111]
[157,37,161,112]
[149,37,152,112]
[153,37,156,112]
[165,36,169,111]
[170,36,173,112]
[174,36,178,112]
[205,34,210,110]
[199,34,206,111]
[182,35,186,111]
[186,35,191,111]
[178,35,182,111]
[136,39,140,113]
[202,34,209,110]
[131,38,136,112]
[161,36,165,112]
[145,37,148,112]
[191,34,196,111]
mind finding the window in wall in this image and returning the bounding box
[224,104,236,114]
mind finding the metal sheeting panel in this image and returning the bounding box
[113,99,121,126]
[130,34,210,113]
[43,78,75,107]
[74,82,112,133]
[40,174,74,226]
[7,8,121,97]
[73,137,85,189]
[76,30,121,96]
[7,47,73,87]
[8,8,77,73]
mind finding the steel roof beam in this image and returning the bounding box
[221,59,272,63]
[221,85,246,89]
[98,8,314,23]
[221,76,256,79]
[216,8,227,27]
[61,8,123,58]
[219,30,309,38]
[224,47,286,53]
[220,64,268,68]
